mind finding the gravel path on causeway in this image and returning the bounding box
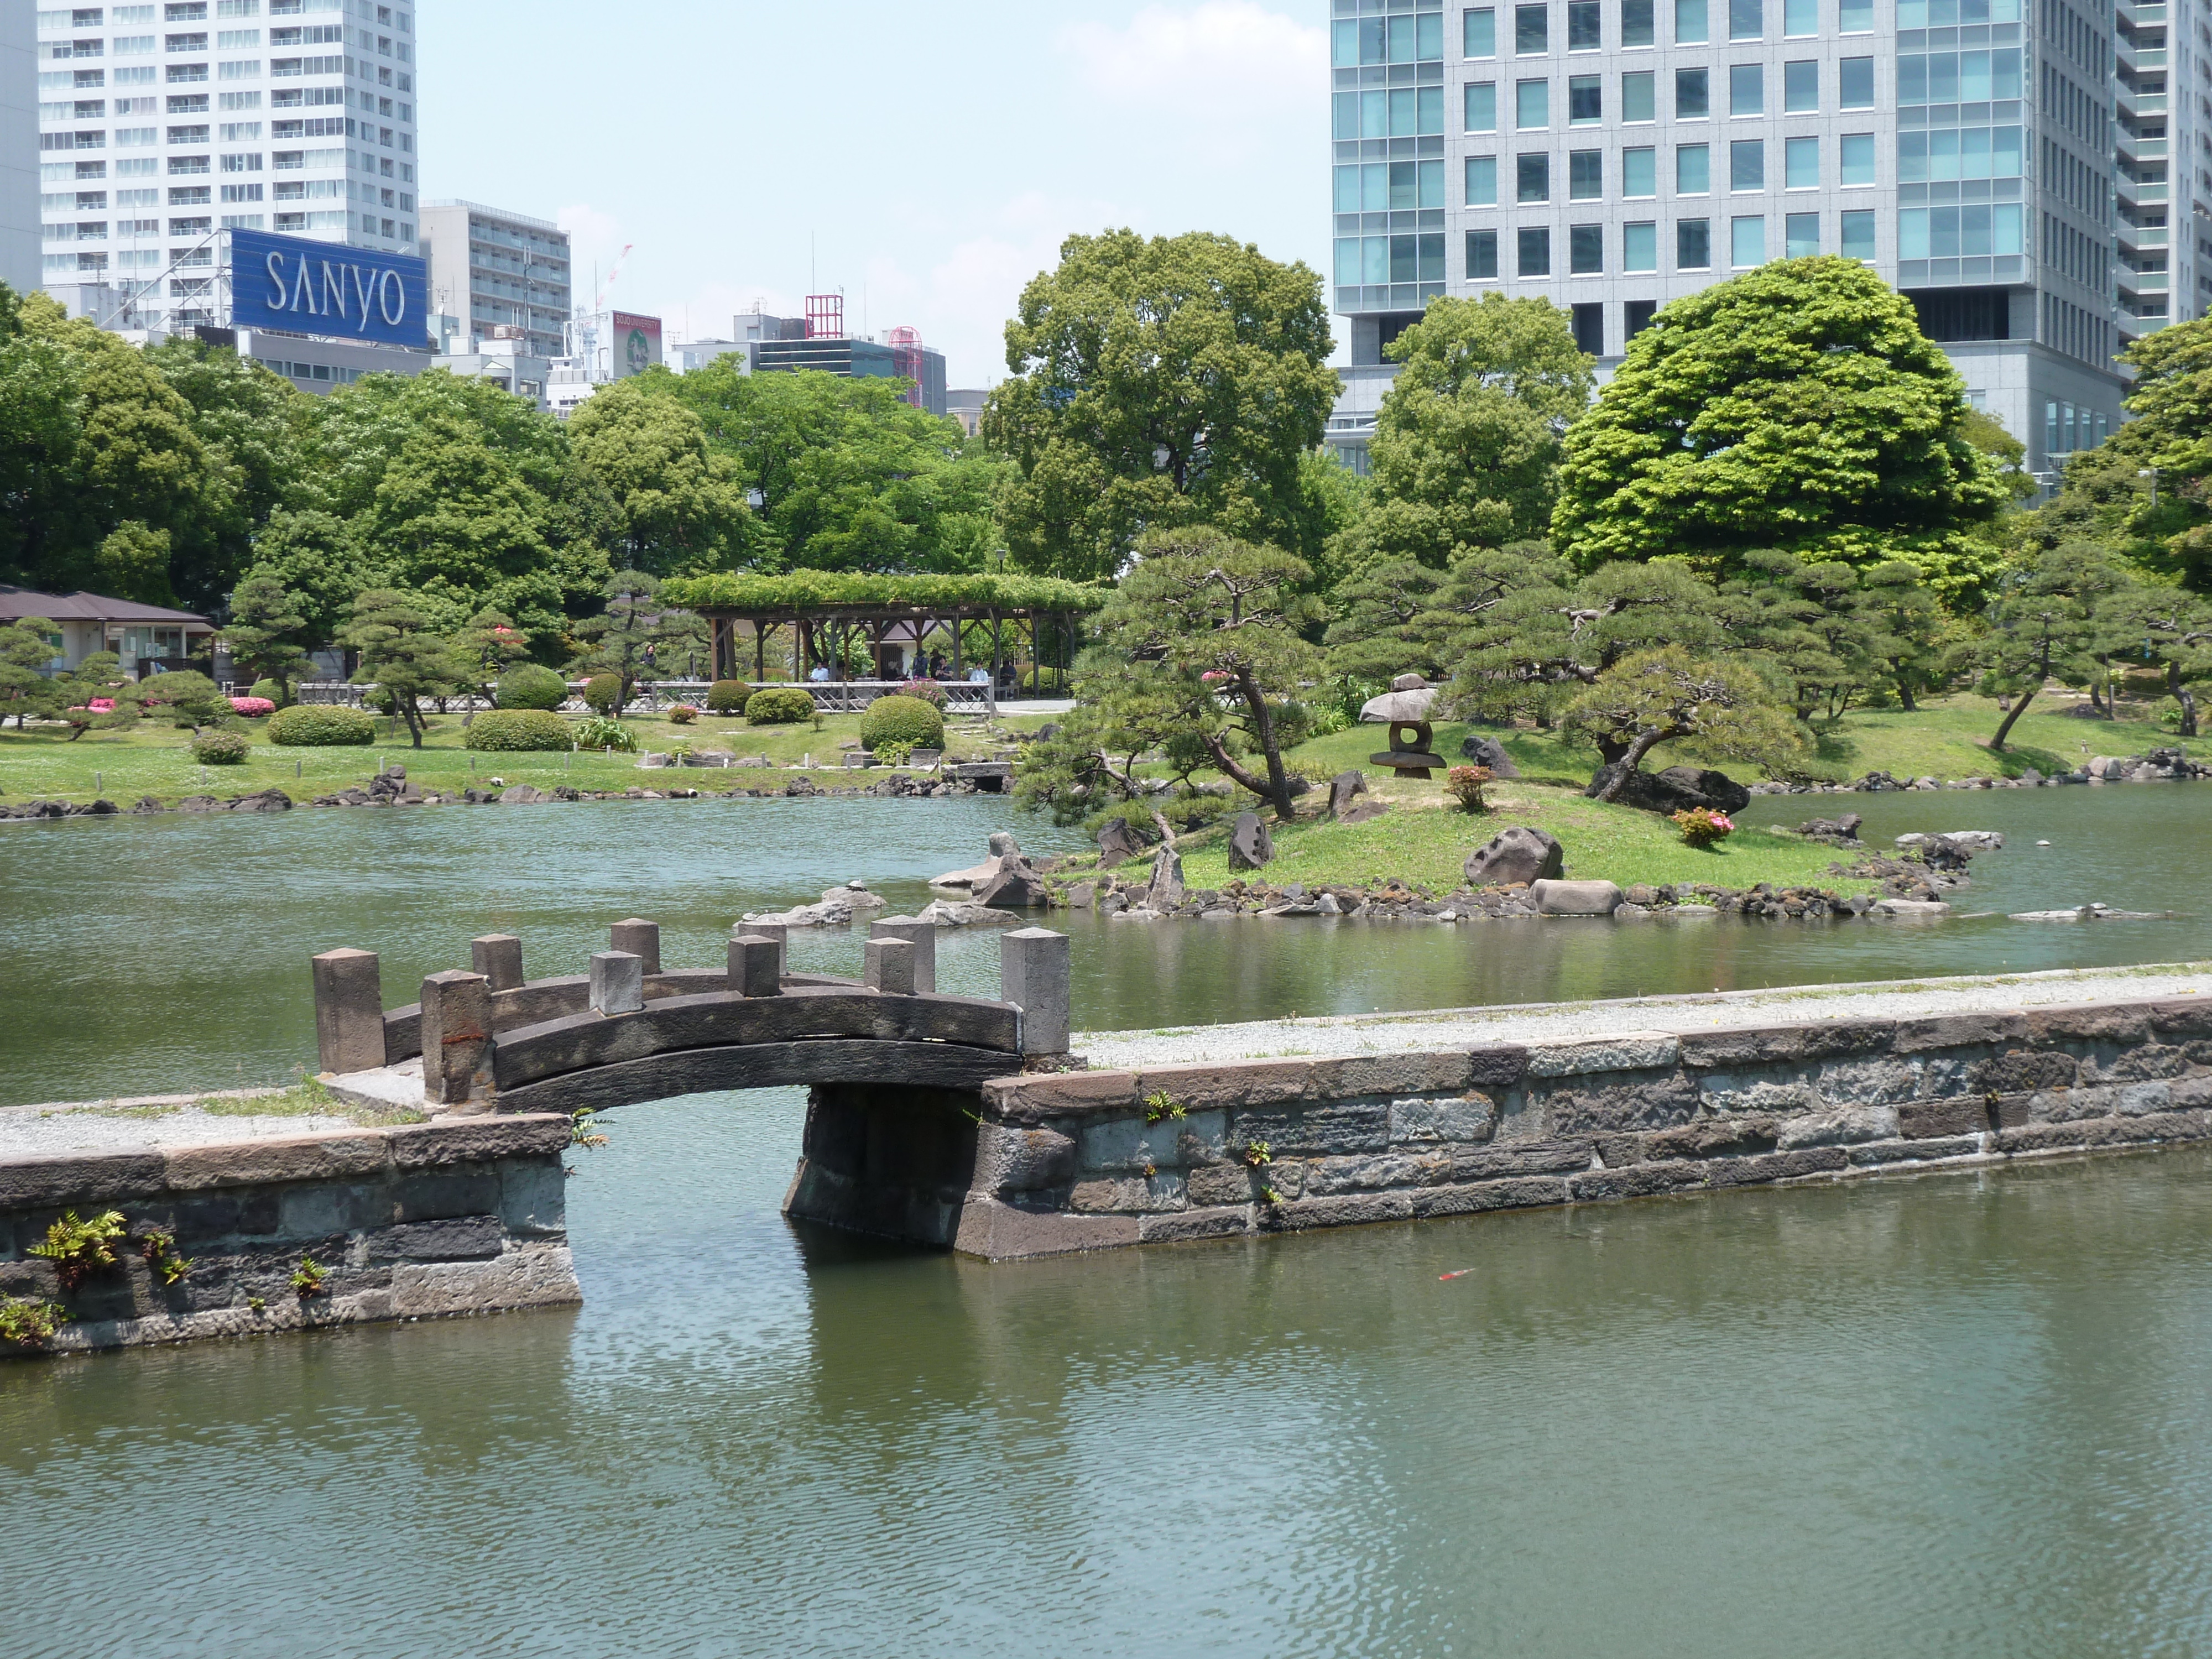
[0,1094,385,1160]
[1074,962,2212,1071]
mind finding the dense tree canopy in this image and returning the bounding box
[566,378,753,578]
[983,229,1339,582]
[1552,258,2008,603]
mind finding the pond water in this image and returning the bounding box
[6,785,2212,1657]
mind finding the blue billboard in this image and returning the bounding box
[229,228,430,349]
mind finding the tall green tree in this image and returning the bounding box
[567,377,753,577]
[667,366,1000,574]
[1977,544,2130,750]
[1353,294,1590,572]
[1568,648,1810,799]
[1552,257,2009,603]
[235,509,378,651]
[984,229,1338,581]
[343,589,458,749]
[221,571,313,704]
[1858,559,1952,711]
[566,571,708,708]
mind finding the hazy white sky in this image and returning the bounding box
[419,1,1330,388]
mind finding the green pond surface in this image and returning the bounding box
[4,785,2212,1656]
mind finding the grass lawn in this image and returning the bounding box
[1159,784,1877,896]
[0,707,1057,807]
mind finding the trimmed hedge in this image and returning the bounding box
[745,687,817,726]
[497,664,571,711]
[248,679,283,703]
[860,694,945,751]
[465,709,574,752]
[707,679,753,716]
[190,729,251,765]
[268,705,376,747]
[582,673,623,717]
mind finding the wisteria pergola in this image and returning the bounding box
[661,572,1111,692]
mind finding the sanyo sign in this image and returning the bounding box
[228,229,431,351]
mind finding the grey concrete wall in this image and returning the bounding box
[0,0,33,298]
[798,994,2212,1259]
[0,1117,579,1358]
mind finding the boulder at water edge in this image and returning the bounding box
[1527,878,1627,916]
[1147,847,1187,911]
[1228,812,1274,872]
[1097,817,1151,869]
[978,863,1052,910]
[1463,826,1565,888]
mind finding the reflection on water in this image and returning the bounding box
[6,1094,2212,1657]
[1,784,2206,1105]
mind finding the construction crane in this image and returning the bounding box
[592,243,635,313]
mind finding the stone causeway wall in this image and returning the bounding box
[900,995,2212,1259]
[0,1116,579,1358]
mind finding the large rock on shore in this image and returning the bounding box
[1227,812,1274,871]
[1463,826,1564,888]
[978,863,1051,910]
[1096,817,1151,869]
[1527,878,1627,916]
[1586,763,1751,815]
[743,883,890,928]
[1146,847,1187,911]
[932,830,1024,891]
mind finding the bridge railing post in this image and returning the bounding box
[312,948,385,1076]
[869,916,936,994]
[730,935,782,998]
[471,933,524,992]
[609,919,661,975]
[865,937,917,995]
[733,921,786,980]
[420,969,494,1109]
[1000,927,1070,1057]
[591,951,646,1015]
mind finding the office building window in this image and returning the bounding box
[1678,217,1712,268]
[1571,223,1605,272]
[1468,227,1501,279]
[1465,6,1498,54]
[1624,145,1657,194]
[1519,152,1552,201]
[1839,132,1875,187]
[1466,82,1498,131]
[1731,213,1766,266]
[1623,0,1657,46]
[1728,0,1762,38]
[1571,302,1605,353]
[1786,134,1818,187]
[1839,0,1872,27]
[1783,59,1817,112]
[1467,154,1500,205]
[1730,62,1762,116]
[1783,0,1816,33]
[1569,75,1602,122]
[1676,0,1708,43]
[1625,298,1658,338]
[1517,79,1548,127]
[1840,208,1875,259]
[1731,138,1764,190]
[1677,142,1710,192]
[1625,220,1659,270]
[1569,149,1603,199]
[1569,0,1603,46]
[1785,212,1819,255]
[1516,3,1548,51]
[1898,201,2025,258]
[1677,67,1708,118]
[1623,69,1656,120]
[1839,56,1872,108]
[1519,225,1552,275]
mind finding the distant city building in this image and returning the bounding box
[2,2,34,294]
[420,199,568,359]
[35,0,423,335]
[748,297,948,414]
[946,388,988,437]
[665,337,745,373]
[437,328,549,407]
[734,307,806,345]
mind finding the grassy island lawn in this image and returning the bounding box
[0,709,1059,807]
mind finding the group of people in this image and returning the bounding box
[805,650,1008,688]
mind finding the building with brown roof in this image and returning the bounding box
[0,587,215,678]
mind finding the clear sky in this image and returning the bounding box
[418,1,1329,389]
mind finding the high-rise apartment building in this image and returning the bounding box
[420,199,568,359]
[35,0,420,333]
[1326,0,2190,480]
[3,3,36,294]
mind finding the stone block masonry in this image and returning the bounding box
[784,979,2212,1259]
[0,1116,580,1359]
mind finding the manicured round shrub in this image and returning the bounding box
[896,678,948,708]
[860,694,945,752]
[190,729,251,765]
[229,696,276,718]
[669,703,698,725]
[268,705,377,747]
[745,687,817,726]
[707,679,753,716]
[248,679,283,703]
[496,664,570,711]
[465,709,574,752]
[582,673,623,717]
